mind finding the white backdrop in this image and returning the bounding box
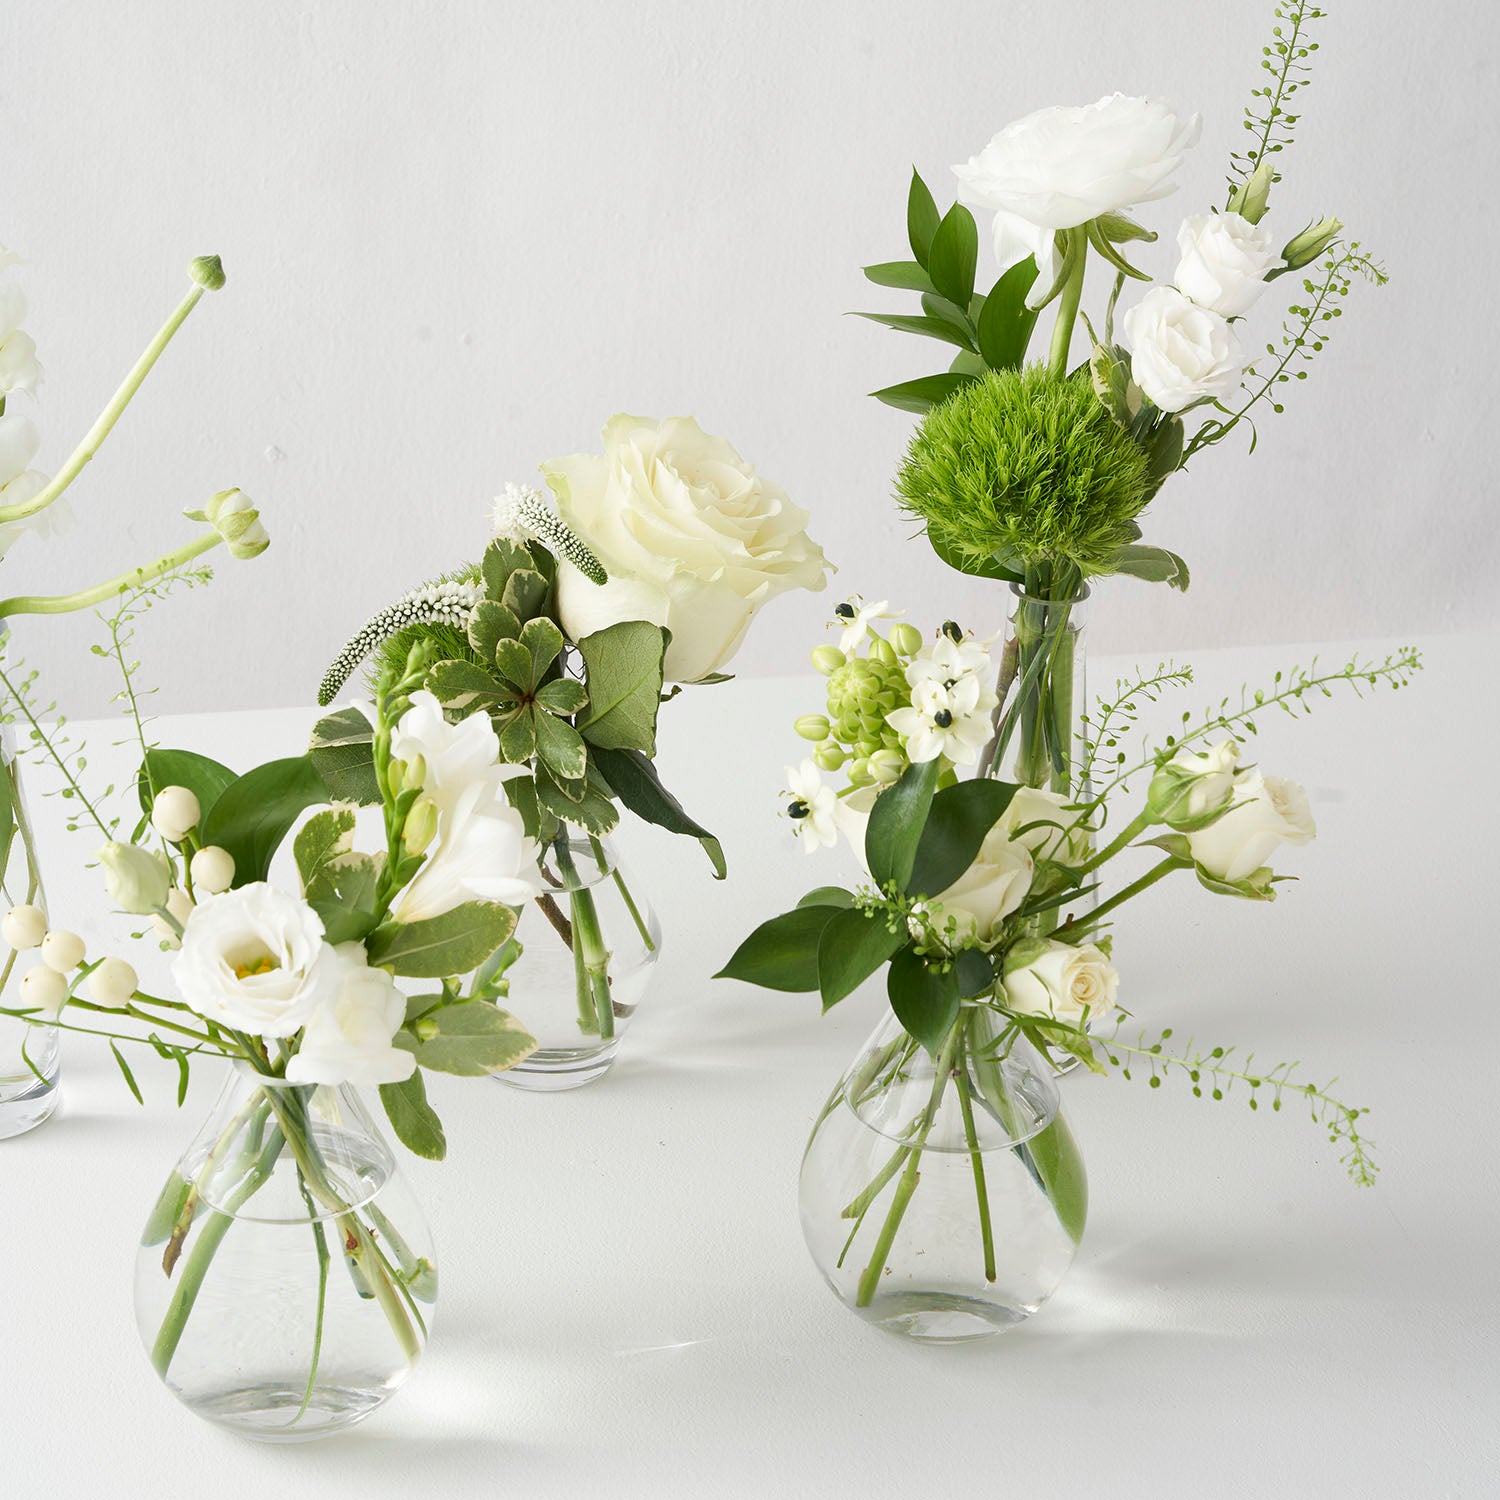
[1,0,1491,715]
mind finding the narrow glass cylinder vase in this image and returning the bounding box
[799,1005,1086,1342]
[0,735,60,1139]
[134,1064,435,1441]
[496,831,660,1091]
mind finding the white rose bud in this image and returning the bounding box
[1174,211,1277,317]
[151,785,202,844]
[39,930,86,974]
[97,842,173,915]
[21,964,69,1019]
[190,845,236,895]
[1002,940,1118,1027]
[1185,772,1316,885]
[2,903,48,951]
[1147,739,1243,829]
[1123,286,1243,413]
[87,956,140,1008]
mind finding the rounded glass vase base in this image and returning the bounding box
[495,1040,620,1092]
[0,1077,59,1139]
[854,1289,1036,1344]
[180,1381,395,1443]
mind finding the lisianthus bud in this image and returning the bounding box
[21,964,69,1019]
[190,845,236,895]
[1281,215,1342,271]
[151,785,202,843]
[794,714,831,742]
[88,956,140,1008]
[189,254,226,290]
[811,645,845,676]
[1147,739,1242,830]
[40,930,86,974]
[2,904,47,951]
[889,622,923,659]
[402,796,439,857]
[1226,159,1274,224]
[98,842,172,915]
[204,488,269,559]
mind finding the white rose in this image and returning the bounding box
[999,786,1089,864]
[542,415,828,683]
[1123,286,1243,413]
[172,883,333,1037]
[1174,211,1277,317]
[931,826,1034,942]
[955,94,1201,305]
[1147,738,1242,827]
[1186,771,1316,884]
[1003,940,1117,1026]
[284,942,415,1087]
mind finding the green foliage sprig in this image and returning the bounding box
[1227,3,1325,201]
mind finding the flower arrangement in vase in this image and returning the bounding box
[720,601,1420,1340]
[317,415,827,1088]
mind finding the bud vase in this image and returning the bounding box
[0,737,60,1139]
[799,1004,1087,1342]
[134,1064,435,1440]
[498,832,660,1091]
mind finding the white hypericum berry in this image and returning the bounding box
[39,930,86,973]
[87,957,140,1008]
[2,904,48,951]
[190,845,236,895]
[21,965,69,1018]
[151,786,202,844]
[151,887,196,951]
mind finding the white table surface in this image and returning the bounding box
[2,630,1496,1498]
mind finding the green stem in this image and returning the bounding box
[0,529,223,619]
[955,1015,997,1284]
[592,835,655,953]
[1060,856,1179,942]
[556,836,613,1041]
[1076,807,1153,879]
[1046,228,1088,380]
[0,280,206,525]
[292,1172,331,1425]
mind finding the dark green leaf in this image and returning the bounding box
[907,168,941,267]
[577,620,667,755]
[1109,544,1191,591]
[953,948,996,998]
[491,639,533,693]
[927,203,979,308]
[976,259,1041,371]
[865,759,940,891]
[715,905,842,992]
[906,779,1019,897]
[379,1071,447,1160]
[308,707,379,807]
[818,907,908,1010]
[200,756,328,886]
[367,900,519,978]
[919,292,977,347]
[520,616,565,686]
[535,763,618,835]
[396,1000,537,1076]
[870,372,978,415]
[481,538,532,601]
[927,530,1025,582]
[110,1040,144,1105]
[589,745,724,877]
[863,259,934,292]
[887,947,960,1055]
[797,886,855,909]
[137,748,238,822]
[852,311,973,352]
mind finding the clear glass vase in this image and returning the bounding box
[799,1005,1086,1342]
[134,1063,435,1441]
[0,735,60,1139]
[497,831,660,1092]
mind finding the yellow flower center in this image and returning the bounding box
[231,949,280,981]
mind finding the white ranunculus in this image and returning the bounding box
[543,415,829,683]
[931,826,1035,943]
[954,94,1201,305]
[999,785,1089,864]
[284,942,415,1086]
[1003,940,1118,1026]
[1186,771,1316,884]
[1123,286,1243,413]
[392,693,514,815]
[172,883,333,1037]
[397,781,545,922]
[1174,211,1277,317]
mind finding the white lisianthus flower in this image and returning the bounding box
[954,94,1201,305]
[1003,940,1118,1026]
[97,841,173,915]
[284,943,415,1087]
[930,826,1034,944]
[834,598,900,654]
[172,883,333,1037]
[0,282,41,395]
[1186,771,1316,884]
[1174,211,1277,317]
[999,786,1089,864]
[785,759,840,852]
[393,693,508,816]
[1147,738,1243,828]
[1123,286,1243,413]
[887,673,996,767]
[396,781,545,921]
[543,415,829,683]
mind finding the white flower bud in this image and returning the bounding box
[39,930,86,974]
[204,488,269,560]
[190,845,236,895]
[21,964,69,1019]
[152,887,196,951]
[151,785,202,843]
[2,904,48,951]
[98,842,173,915]
[87,956,139,1008]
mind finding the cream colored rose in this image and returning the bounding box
[1186,771,1316,883]
[542,415,828,683]
[999,786,1089,864]
[1002,940,1117,1026]
[930,825,1035,943]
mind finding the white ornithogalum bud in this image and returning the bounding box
[21,964,69,1019]
[868,749,905,784]
[87,956,140,1008]
[203,488,269,560]
[888,622,924,659]
[811,645,846,676]
[2,904,48,950]
[794,714,831,742]
[190,845,236,895]
[152,887,196,950]
[97,842,173,915]
[151,785,202,844]
[39,930,86,974]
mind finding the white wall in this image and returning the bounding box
[1,0,1491,717]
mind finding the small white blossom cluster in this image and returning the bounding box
[887,628,997,767]
[490,481,608,585]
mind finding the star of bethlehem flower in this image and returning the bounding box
[784,760,840,852]
[832,597,901,655]
[903,631,993,694]
[887,673,995,766]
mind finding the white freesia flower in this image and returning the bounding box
[1123,286,1243,413]
[1174,211,1277,317]
[0,282,41,395]
[543,415,829,683]
[172,884,332,1038]
[1003,940,1118,1026]
[887,673,996,767]
[393,692,510,816]
[397,781,545,921]
[999,785,1088,864]
[785,759,840,852]
[834,598,900,654]
[954,94,1200,305]
[284,943,415,1086]
[1186,771,1316,883]
[931,826,1034,944]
